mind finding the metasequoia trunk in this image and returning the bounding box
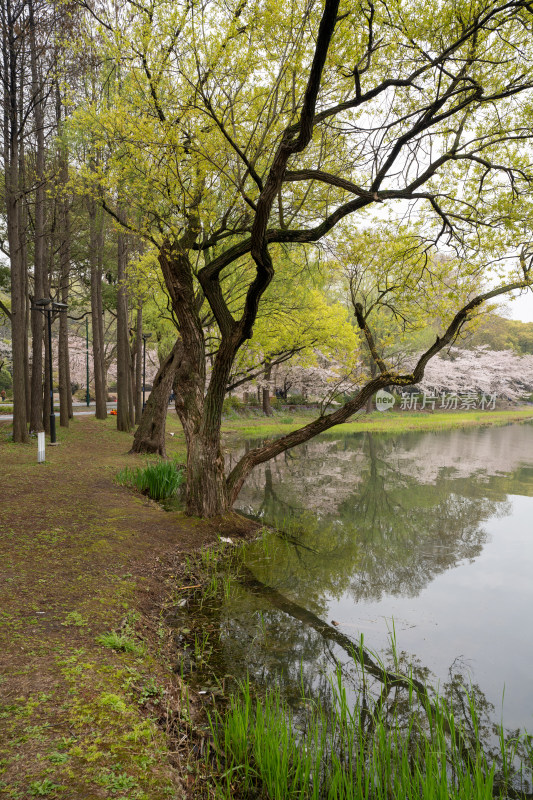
[22,226,30,421]
[28,0,46,432]
[134,306,142,423]
[116,223,132,431]
[127,333,135,427]
[57,89,71,427]
[130,337,181,456]
[41,263,51,433]
[88,198,107,418]
[3,0,28,442]
[5,167,27,440]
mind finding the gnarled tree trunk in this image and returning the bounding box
[130,338,181,456]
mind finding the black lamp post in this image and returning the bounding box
[142,333,152,411]
[33,298,68,443]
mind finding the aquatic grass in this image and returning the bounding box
[208,665,532,800]
[115,458,184,501]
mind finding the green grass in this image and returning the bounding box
[217,407,533,441]
[115,457,185,501]
[209,666,532,800]
[96,630,145,657]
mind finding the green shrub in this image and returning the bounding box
[0,367,12,393]
[116,458,185,501]
[223,395,243,413]
[286,393,308,405]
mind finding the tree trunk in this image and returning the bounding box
[116,224,132,431]
[262,360,272,416]
[365,361,377,413]
[134,306,142,423]
[57,87,71,427]
[185,434,228,517]
[88,197,107,418]
[58,310,70,427]
[23,254,30,422]
[28,0,46,432]
[130,337,181,456]
[5,189,27,441]
[42,264,51,434]
[127,328,135,425]
[158,243,234,517]
[3,0,28,442]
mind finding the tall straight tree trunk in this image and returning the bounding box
[127,327,134,426]
[262,360,272,416]
[57,85,71,427]
[28,0,46,431]
[116,221,132,431]
[23,262,30,421]
[42,259,51,433]
[130,337,181,456]
[134,305,142,423]
[3,0,28,442]
[87,196,107,418]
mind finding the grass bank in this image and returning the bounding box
[216,406,533,442]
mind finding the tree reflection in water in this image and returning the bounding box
[203,426,533,791]
[230,430,513,612]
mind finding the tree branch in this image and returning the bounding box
[226,270,533,505]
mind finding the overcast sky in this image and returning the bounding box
[503,291,533,323]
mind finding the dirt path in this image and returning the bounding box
[0,417,220,800]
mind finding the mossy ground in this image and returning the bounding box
[0,416,252,800]
[1,407,531,799]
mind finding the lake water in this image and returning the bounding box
[218,423,533,735]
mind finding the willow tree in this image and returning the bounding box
[75,0,533,517]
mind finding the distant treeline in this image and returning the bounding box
[464,314,533,355]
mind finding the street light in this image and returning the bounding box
[142,333,152,411]
[32,298,68,443]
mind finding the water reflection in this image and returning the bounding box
[219,424,533,732]
[229,430,517,608]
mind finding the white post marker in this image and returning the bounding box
[37,431,45,463]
